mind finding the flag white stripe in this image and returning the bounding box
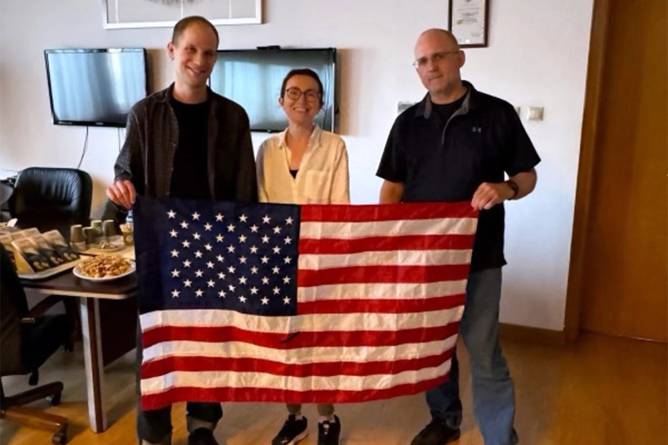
[299,217,477,239]
[140,307,463,333]
[296,279,467,301]
[141,360,451,395]
[298,249,472,269]
[142,335,457,365]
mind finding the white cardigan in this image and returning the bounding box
[256,125,350,204]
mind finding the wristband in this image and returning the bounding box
[505,179,519,200]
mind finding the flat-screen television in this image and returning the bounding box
[44,48,148,127]
[209,48,336,132]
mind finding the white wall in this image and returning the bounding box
[0,0,594,330]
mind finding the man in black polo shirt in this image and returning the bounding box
[377,29,540,445]
[106,16,256,445]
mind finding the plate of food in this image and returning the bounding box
[85,237,126,254]
[73,254,135,281]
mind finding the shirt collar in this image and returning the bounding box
[415,80,476,119]
[278,124,323,151]
[158,83,213,104]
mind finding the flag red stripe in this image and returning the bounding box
[141,348,455,380]
[300,202,477,222]
[297,264,471,287]
[298,234,475,254]
[142,322,460,349]
[297,294,466,314]
[141,374,450,410]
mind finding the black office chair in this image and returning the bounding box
[8,167,92,240]
[7,167,92,347]
[0,246,69,444]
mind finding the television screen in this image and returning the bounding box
[209,48,336,132]
[44,48,148,127]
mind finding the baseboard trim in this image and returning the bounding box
[500,323,566,346]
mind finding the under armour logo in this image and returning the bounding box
[472,126,482,133]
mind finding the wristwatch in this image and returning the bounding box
[505,179,519,200]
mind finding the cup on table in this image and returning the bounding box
[90,219,102,237]
[83,227,97,245]
[70,224,86,251]
[102,219,116,237]
[120,223,134,246]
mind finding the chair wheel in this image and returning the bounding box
[48,392,62,406]
[52,429,67,444]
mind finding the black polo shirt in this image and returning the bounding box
[376,81,541,271]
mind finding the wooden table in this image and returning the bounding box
[22,271,138,433]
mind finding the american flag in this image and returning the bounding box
[134,197,478,410]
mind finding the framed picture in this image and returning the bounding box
[448,0,489,48]
[102,0,262,29]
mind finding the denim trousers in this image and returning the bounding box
[426,267,518,445]
[135,319,222,443]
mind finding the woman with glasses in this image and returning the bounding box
[256,68,349,445]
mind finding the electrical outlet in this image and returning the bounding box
[528,106,544,121]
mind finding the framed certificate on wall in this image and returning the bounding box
[448,0,489,48]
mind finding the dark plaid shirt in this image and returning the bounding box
[114,84,257,203]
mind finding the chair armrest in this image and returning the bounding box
[26,295,64,318]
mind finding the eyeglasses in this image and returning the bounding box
[285,87,322,103]
[413,50,461,69]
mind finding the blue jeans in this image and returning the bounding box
[426,268,518,445]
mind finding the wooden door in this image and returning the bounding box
[570,0,667,341]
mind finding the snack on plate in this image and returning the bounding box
[32,234,66,266]
[42,230,80,262]
[76,254,132,278]
[11,237,51,271]
[10,228,41,240]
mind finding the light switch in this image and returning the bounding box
[397,101,415,114]
[528,106,544,121]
